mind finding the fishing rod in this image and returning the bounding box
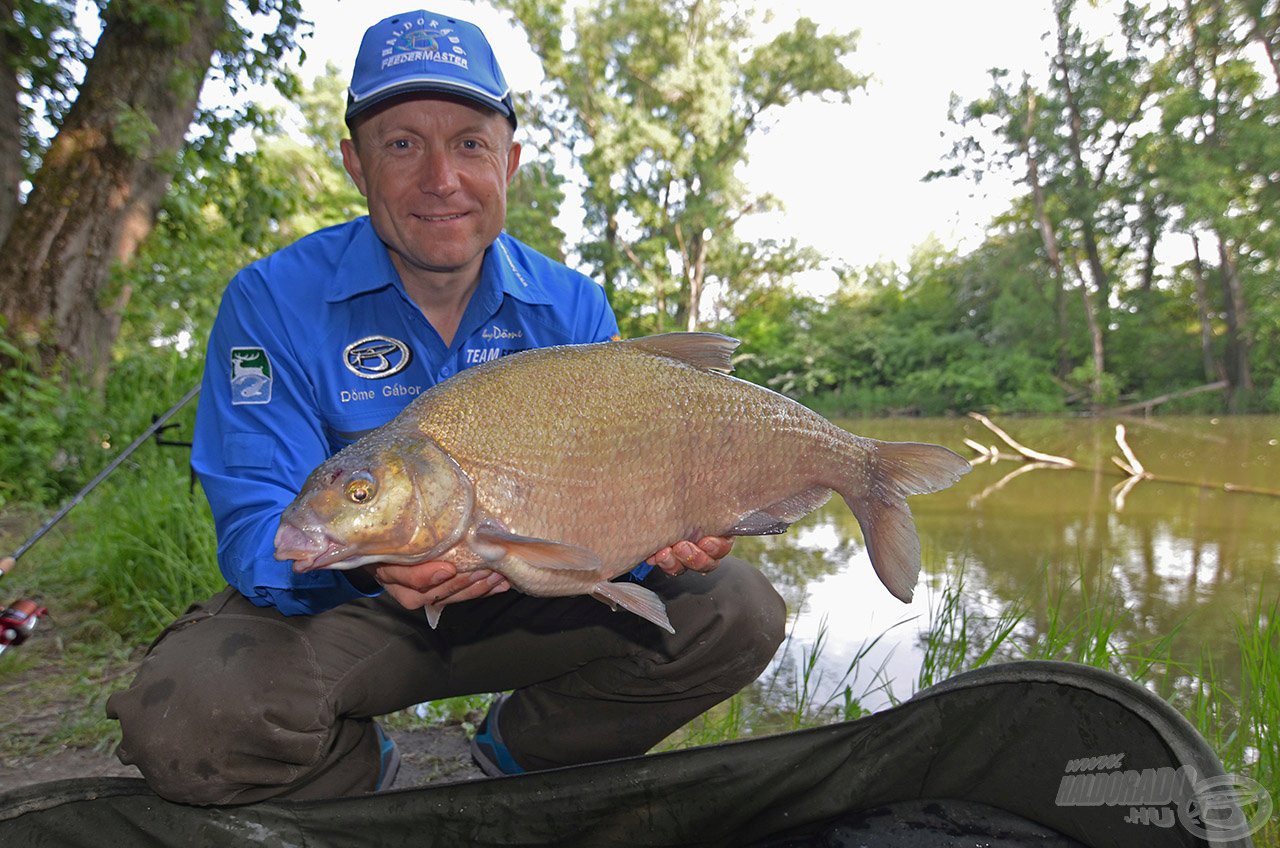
[0,383,201,657]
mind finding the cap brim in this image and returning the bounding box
[346,79,515,127]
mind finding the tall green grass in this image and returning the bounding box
[4,349,218,641]
[19,448,221,640]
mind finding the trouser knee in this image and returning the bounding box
[707,560,786,686]
[106,601,335,804]
[665,558,786,692]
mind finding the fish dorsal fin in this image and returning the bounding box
[618,332,739,373]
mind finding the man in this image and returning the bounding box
[106,9,784,805]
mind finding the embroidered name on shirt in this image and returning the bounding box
[340,384,423,404]
[482,325,523,341]
[344,336,412,379]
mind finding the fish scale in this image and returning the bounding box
[275,333,971,632]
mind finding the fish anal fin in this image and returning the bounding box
[728,487,833,535]
[472,521,603,572]
[592,581,675,633]
[619,333,739,373]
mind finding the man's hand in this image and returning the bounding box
[363,561,510,611]
[646,536,735,576]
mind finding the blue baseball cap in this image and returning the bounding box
[345,10,516,129]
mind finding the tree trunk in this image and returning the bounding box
[1076,259,1106,407]
[1021,86,1075,384]
[1216,238,1253,408]
[684,229,708,332]
[1189,233,1220,382]
[1137,195,1159,294]
[1055,3,1112,340]
[0,0,226,386]
[0,0,21,247]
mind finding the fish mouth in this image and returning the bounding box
[274,516,361,572]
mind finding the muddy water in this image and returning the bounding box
[736,415,1280,725]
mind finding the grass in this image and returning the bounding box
[661,568,1279,845]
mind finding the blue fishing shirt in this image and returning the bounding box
[192,217,623,615]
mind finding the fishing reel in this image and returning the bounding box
[0,598,47,657]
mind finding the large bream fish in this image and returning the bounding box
[275,333,970,632]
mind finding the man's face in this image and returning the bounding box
[341,96,521,284]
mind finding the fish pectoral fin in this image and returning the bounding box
[424,602,443,629]
[473,522,603,572]
[728,487,833,535]
[591,582,675,633]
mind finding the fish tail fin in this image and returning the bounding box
[838,441,970,603]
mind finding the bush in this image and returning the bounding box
[0,330,101,509]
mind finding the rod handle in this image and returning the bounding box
[0,557,15,577]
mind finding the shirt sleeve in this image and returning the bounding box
[580,278,621,344]
[192,269,379,615]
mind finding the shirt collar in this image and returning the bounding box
[327,219,554,307]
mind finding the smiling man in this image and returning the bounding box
[104,9,785,805]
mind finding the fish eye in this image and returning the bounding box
[345,471,377,504]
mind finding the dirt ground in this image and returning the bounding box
[0,613,486,797]
[0,723,486,795]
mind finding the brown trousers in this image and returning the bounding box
[105,558,785,805]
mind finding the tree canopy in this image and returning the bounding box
[3,0,1280,508]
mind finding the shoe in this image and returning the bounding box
[470,693,526,777]
[374,721,401,791]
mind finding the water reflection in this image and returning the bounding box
[739,415,1280,728]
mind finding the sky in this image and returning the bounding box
[265,1,1066,297]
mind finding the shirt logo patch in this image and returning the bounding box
[344,335,412,379]
[230,347,273,405]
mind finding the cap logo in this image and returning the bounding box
[382,19,468,72]
[344,335,412,379]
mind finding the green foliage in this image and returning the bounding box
[5,0,88,178]
[500,0,865,330]
[16,348,216,641]
[110,100,160,158]
[0,325,100,508]
[504,158,569,261]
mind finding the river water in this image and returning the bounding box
[734,414,1280,727]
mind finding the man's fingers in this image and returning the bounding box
[428,570,508,605]
[661,537,735,575]
[697,535,734,560]
[374,560,455,591]
[381,571,509,611]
